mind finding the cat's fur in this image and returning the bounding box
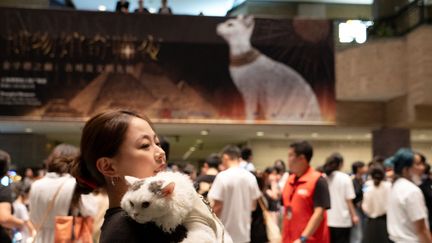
[217,15,322,121]
[121,171,232,243]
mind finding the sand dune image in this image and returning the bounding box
[67,62,218,119]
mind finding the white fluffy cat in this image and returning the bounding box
[217,15,322,121]
[121,171,232,243]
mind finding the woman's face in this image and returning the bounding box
[112,117,166,179]
[412,154,426,177]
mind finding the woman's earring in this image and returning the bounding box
[111,177,116,186]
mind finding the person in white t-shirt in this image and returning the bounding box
[274,159,289,191]
[239,147,256,173]
[323,152,358,243]
[362,162,391,242]
[386,148,432,243]
[208,145,261,243]
[29,144,97,243]
[13,184,36,243]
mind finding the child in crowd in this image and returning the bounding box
[13,184,36,243]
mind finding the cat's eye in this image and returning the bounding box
[129,201,134,207]
[142,201,150,208]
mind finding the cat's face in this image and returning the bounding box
[121,176,175,224]
[217,15,255,41]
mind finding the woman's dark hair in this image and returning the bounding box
[415,152,427,164]
[46,143,79,174]
[70,110,150,194]
[264,166,275,175]
[425,163,431,176]
[181,163,196,176]
[274,159,286,174]
[352,161,365,174]
[257,167,274,191]
[369,162,385,187]
[241,147,252,161]
[0,149,11,177]
[323,152,344,176]
[14,182,31,198]
[206,153,221,169]
[372,156,385,164]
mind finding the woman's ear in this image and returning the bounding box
[96,157,118,177]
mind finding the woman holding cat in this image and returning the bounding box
[69,110,187,242]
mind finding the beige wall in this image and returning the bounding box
[336,25,432,127]
[230,1,371,19]
[336,38,407,101]
[413,142,432,161]
[250,139,432,172]
[250,139,372,172]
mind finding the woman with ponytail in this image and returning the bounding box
[29,144,97,243]
[323,153,358,243]
[68,110,187,243]
[361,162,391,243]
[386,148,432,243]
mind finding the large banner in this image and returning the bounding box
[0,8,335,123]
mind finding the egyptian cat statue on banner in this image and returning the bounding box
[121,171,233,243]
[217,15,322,121]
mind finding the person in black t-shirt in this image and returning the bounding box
[194,153,221,198]
[416,153,432,233]
[68,110,187,243]
[351,161,367,243]
[134,0,150,13]
[115,0,129,13]
[158,0,172,15]
[0,150,24,243]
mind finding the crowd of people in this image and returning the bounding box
[116,0,173,14]
[0,110,431,243]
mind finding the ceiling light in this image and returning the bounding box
[98,5,107,11]
[200,130,209,136]
[256,131,264,137]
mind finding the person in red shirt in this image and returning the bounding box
[282,141,331,243]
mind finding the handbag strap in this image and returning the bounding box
[33,179,68,235]
[257,197,269,213]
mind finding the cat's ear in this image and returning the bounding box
[124,175,140,185]
[160,182,175,197]
[244,15,255,28]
